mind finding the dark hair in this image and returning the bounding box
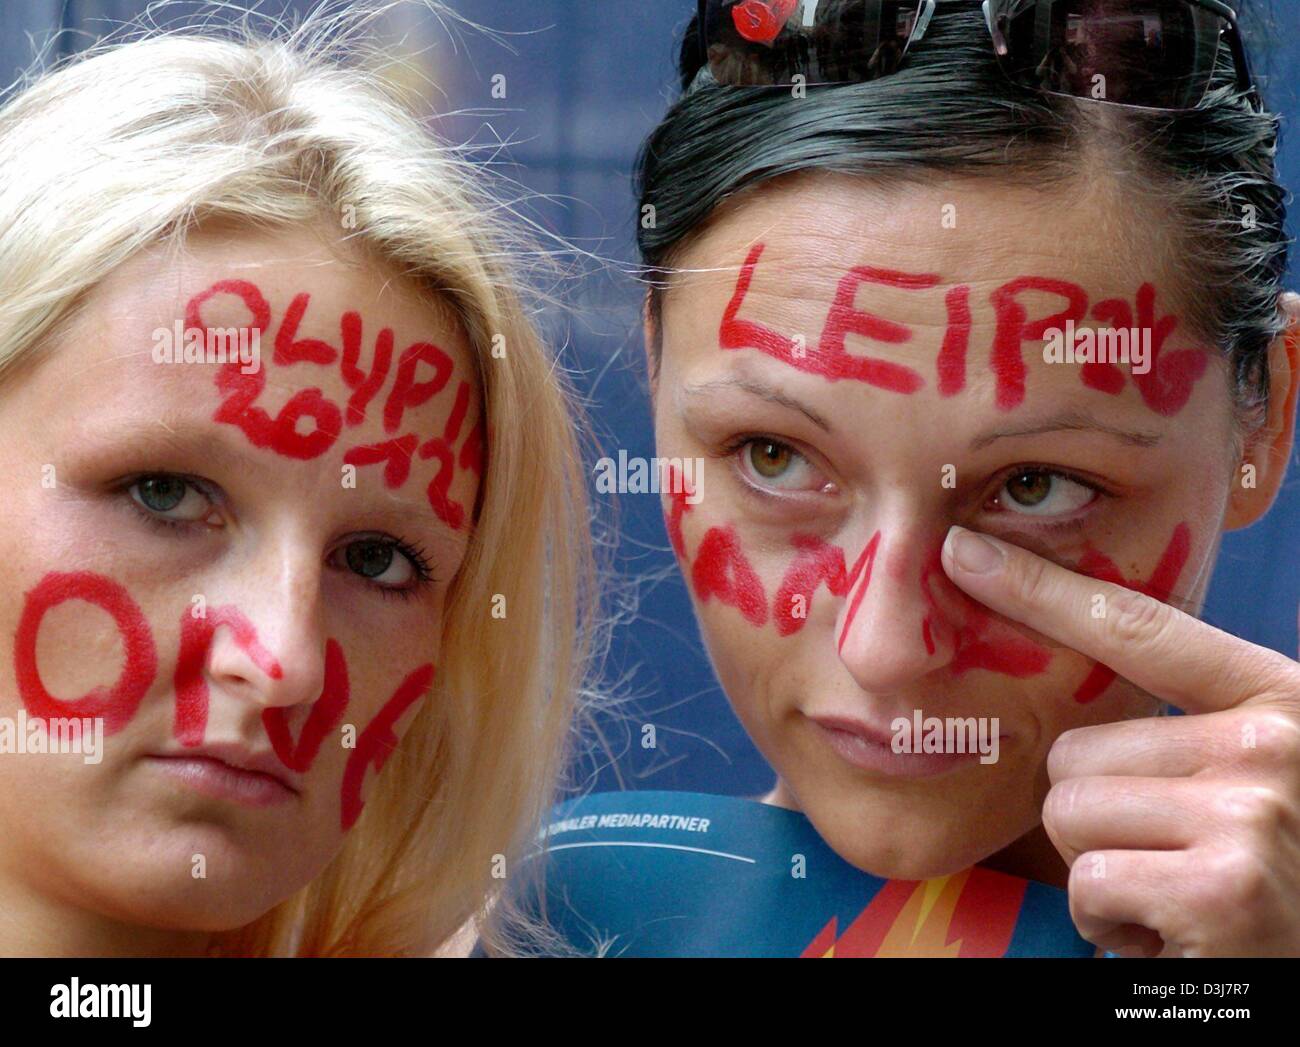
[635,3,1290,431]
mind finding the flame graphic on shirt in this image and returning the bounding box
[801,866,1028,957]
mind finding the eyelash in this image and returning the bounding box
[118,473,436,596]
[717,436,1111,528]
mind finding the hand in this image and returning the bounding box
[942,524,1300,957]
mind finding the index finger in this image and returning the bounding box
[941,524,1296,713]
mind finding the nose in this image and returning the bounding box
[836,530,957,691]
[176,542,328,744]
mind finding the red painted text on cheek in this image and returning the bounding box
[1069,522,1192,703]
[919,548,1053,677]
[339,662,435,831]
[836,532,883,653]
[262,638,350,773]
[691,525,769,627]
[174,606,283,747]
[14,571,158,734]
[662,463,694,560]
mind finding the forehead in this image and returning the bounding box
[35,221,476,433]
[657,170,1221,444]
[665,169,1172,324]
[12,222,481,539]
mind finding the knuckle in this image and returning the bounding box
[1199,844,1271,911]
[1106,585,1170,648]
[1241,711,1300,764]
[1216,785,1287,837]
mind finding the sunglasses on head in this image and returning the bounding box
[696,0,1259,112]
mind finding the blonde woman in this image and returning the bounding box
[0,4,592,957]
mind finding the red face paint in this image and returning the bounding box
[937,285,972,398]
[174,606,284,747]
[343,434,419,490]
[691,525,769,627]
[416,380,475,531]
[1085,285,1209,416]
[989,277,1089,412]
[716,249,1196,418]
[339,661,435,831]
[186,279,482,527]
[836,531,882,653]
[275,293,341,367]
[13,571,158,734]
[920,548,1052,678]
[263,638,350,773]
[1070,522,1192,702]
[721,243,935,391]
[339,314,393,427]
[662,463,695,561]
[190,281,343,460]
[816,265,935,391]
[383,341,453,434]
[775,534,852,637]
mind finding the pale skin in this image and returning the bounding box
[0,221,481,956]
[648,168,1300,957]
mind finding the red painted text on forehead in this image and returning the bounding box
[185,280,485,531]
[718,243,1209,416]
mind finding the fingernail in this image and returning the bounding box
[947,527,1004,575]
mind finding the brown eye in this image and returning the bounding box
[736,438,830,494]
[1006,471,1052,507]
[999,470,1097,517]
[750,440,792,479]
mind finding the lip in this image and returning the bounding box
[807,714,1008,781]
[145,743,301,808]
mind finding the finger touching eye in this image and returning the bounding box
[994,469,1099,518]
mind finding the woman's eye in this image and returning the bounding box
[336,538,424,590]
[995,470,1097,517]
[737,439,826,492]
[129,475,213,523]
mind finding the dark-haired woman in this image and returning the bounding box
[608,0,1300,957]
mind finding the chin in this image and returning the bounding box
[803,795,1025,882]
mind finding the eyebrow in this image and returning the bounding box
[969,411,1164,451]
[79,415,442,532]
[681,376,832,433]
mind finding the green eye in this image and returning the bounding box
[137,476,187,512]
[346,540,398,580]
[129,475,212,522]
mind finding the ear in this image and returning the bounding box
[1224,291,1300,529]
[642,287,660,402]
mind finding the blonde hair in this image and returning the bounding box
[0,2,595,955]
